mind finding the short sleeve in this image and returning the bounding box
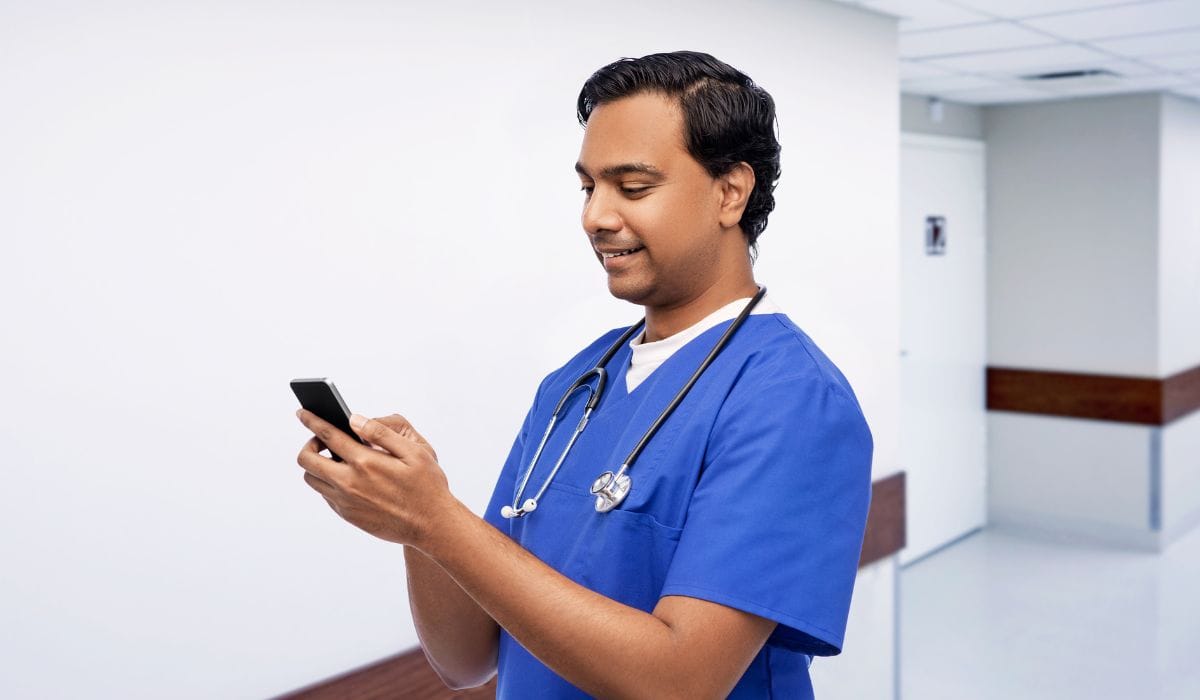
[659,374,874,656]
[482,376,549,533]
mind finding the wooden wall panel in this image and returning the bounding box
[1164,364,1200,424]
[987,367,1162,424]
[859,471,906,567]
[987,364,1200,426]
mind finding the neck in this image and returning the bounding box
[642,273,759,343]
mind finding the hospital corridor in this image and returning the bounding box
[2,0,1198,698]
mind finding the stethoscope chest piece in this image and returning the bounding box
[590,469,631,513]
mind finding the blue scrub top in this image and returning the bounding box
[483,313,874,698]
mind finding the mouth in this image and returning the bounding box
[599,245,645,260]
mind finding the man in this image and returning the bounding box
[295,50,873,698]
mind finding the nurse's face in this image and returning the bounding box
[575,91,741,306]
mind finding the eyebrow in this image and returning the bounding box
[574,161,665,179]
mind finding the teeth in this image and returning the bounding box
[602,246,643,258]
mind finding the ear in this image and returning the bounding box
[717,162,756,230]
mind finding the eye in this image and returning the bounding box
[580,185,593,196]
[622,187,649,195]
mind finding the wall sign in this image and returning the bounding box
[925,215,946,256]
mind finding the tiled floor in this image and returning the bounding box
[900,525,1200,700]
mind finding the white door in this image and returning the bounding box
[899,133,987,566]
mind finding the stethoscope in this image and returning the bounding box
[500,285,767,518]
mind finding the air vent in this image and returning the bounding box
[1020,69,1122,90]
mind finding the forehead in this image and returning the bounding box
[576,92,688,175]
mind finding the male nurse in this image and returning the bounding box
[295,50,873,698]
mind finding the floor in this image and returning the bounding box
[899,525,1200,700]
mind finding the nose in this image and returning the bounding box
[581,185,623,235]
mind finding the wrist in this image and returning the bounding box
[413,491,475,560]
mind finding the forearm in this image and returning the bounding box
[417,497,692,700]
[404,544,499,689]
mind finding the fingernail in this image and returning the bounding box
[350,413,366,429]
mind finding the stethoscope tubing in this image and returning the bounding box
[615,284,767,477]
[504,284,766,517]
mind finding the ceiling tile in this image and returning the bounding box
[1078,58,1163,77]
[1143,51,1200,70]
[901,74,1007,92]
[951,0,1157,19]
[1089,27,1200,56]
[856,0,992,31]
[1039,72,1192,94]
[970,58,1160,81]
[925,42,1111,74]
[900,21,1057,58]
[927,84,1053,103]
[899,60,960,80]
[835,0,1200,104]
[1020,1,1200,41]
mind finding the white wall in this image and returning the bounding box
[0,1,900,697]
[1158,95,1200,378]
[897,134,987,564]
[1158,95,1200,542]
[811,555,897,699]
[900,93,983,140]
[984,92,1200,551]
[988,413,1157,548]
[985,93,1161,376]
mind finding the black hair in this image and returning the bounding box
[576,50,782,263]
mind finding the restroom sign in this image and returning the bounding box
[925,216,946,256]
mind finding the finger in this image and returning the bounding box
[349,414,425,464]
[372,414,438,460]
[303,469,338,499]
[372,414,428,445]
[297,435,352,486]
[302,435,332,457]
[296,409,373,466]
[320,494,343,517]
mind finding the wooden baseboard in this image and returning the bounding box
[272,648,496,700]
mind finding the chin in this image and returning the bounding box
[605,275,655,305]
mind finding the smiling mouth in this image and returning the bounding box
[600,246,645,259]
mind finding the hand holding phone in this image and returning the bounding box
[290,378,368,462]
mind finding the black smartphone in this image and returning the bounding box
[290,378,369,462]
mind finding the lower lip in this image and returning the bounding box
[602,248,645,271]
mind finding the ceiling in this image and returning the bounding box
[834,0,1200,104]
